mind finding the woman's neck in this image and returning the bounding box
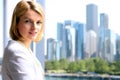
[18,39,31,49]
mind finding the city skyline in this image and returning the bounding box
[45,0,120,39]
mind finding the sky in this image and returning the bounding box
[45,0,120,39]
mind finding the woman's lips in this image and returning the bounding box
[29,32,37,36]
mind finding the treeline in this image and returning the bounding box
[45,58,120,75]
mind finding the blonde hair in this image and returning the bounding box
[10,0,44,42]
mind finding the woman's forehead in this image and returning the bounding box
[20,9,42,21]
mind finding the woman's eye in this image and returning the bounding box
[37,21,42,25]
[25,19,31,23]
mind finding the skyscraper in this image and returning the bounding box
[105,29,116,62]
[64,20,76,61]
[98,13,109,59]
[47,38,56,61]
[74,22,86,60]
[57,23,64,60]
[86,4,98,58]
[85,30,97,58]
[86,4,98,33]
[100,13,108,28]
[65,26,75,61]
[56,20,76,61]
[115,34,120,61]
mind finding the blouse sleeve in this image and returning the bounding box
[6,49,36,80]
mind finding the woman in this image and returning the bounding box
[2,0,44,80]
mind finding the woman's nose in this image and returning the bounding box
[31,23,37,29]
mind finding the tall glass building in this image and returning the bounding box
[57,20,76,61]
[105,29,116,62]
[86,4,98,58]
[115,34,120,61]
[57,23,64,60]
[64,20,76,61]
[47,38,56,61]
[74,22,86,60]
[86,4,98,33]
[57,22,66,59]
[56,20,87,61]
[86,30,97,58]
[65,26,75,61]
[98,13,109,60]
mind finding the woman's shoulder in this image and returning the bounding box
[6,40,23,50]
[4,40,27,55]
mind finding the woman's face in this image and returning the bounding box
[17,9,42,42]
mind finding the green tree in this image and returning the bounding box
[109,62,116,75]
[93,58,109,73]
[86,59,95,72]
[45,61,53,70]
[59,58,68,70]
[115,60,120,71]
[67,62,78,73]
[77,60,86,72]
[52,60,60,70]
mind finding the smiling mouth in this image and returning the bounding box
[29,32,37,36]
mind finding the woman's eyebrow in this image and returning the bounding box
[22,16,42,22]
[23,16,30,19]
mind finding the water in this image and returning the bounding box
[0,74,120,80]
[45,76,97,80]
[45,76,120,80]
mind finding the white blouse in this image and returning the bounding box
[2,40,44,80]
